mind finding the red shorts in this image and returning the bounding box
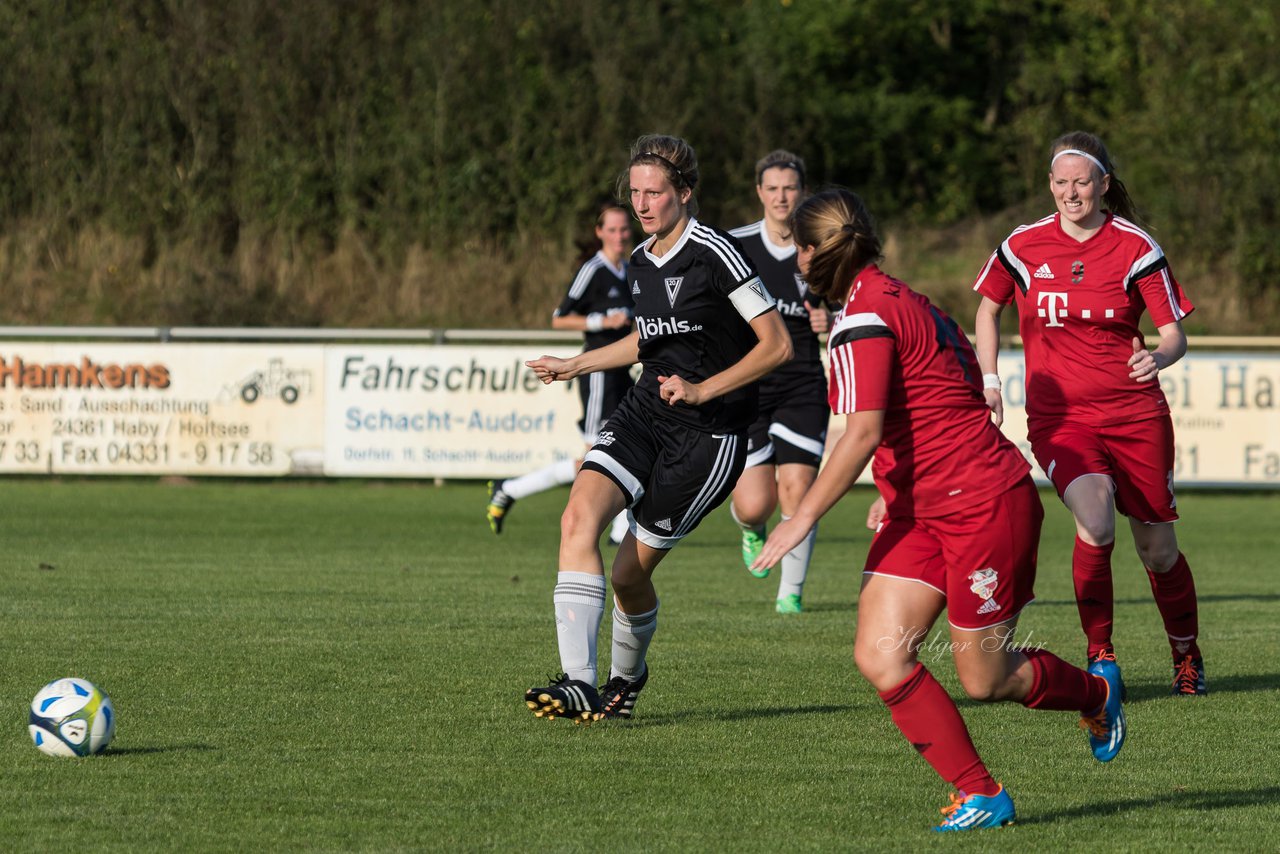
[863,476,1043,631]
[1028,415,1178,524]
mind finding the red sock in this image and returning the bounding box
[1020,648,1108,714]
[1073,537,1115,659]
[1147,552,1200,661]
[878,663,997,796]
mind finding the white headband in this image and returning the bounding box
[1051,148,1108,175]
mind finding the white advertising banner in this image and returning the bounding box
[322,345,583,478]
[0,340,1276,486]
[0,344,324,475]
[826,350,1280,488]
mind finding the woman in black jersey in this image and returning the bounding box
[728,150,832,614]
[485,202,634,545]
[522,134,791,722]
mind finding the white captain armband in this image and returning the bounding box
[983,373,1002,390]
[728,277,775,321]
[585,312,605,332]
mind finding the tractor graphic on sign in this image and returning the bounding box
[236,359,312,405]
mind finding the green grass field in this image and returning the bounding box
[1,478,1277,851]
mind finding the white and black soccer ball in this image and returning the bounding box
[28,677,116,757]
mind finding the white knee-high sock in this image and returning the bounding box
[506,459,578,500]
[553,572,606,683]
[777,515,817,599]
[609,601,658,682]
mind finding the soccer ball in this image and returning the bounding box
[28,677,116,757]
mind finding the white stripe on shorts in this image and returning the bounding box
[582,372,605,442]
[675,433,738,538]
[767,422,825,458]
[583,449,645,505]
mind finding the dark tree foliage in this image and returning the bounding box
[0,0,1275,316]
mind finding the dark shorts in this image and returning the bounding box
[1029,415,1178,524]
[744,381,828,469]
[863,475,1044,631]
[582,392,747,549]
[577,367,633,443]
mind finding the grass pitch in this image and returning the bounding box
[1,478,1277,851]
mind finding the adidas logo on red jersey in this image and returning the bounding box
[1033,263,1054,279]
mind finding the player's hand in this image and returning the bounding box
[657,374,702,405]
[808,304,832,335]
[751,516,809,573]
[983,387,1005,427]
[1127,336,1159,383]
[865,495,887,531]
[603,311,631,330]
[526,355,575,384]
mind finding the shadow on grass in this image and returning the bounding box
[1033,592,1280,607]
[105,744,218,756]
[1020,785,1280,825]
[796,601,858,614]
[1120,671,1280,704]
[632,703,852,728]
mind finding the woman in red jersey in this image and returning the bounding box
[972,131,1204,697]
[754,187,1123,833]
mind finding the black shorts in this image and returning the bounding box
[744,381,828,469]
[582,392,746,549]
[577,367,632,443]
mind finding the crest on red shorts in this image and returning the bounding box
[969,567,1002,615]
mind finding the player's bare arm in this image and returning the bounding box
[974,296,1006,426]
[659,309,791,406]
[550,311,632,333]
[752,408,884,571]
[528,330,640,384]
[1128,322,1187,383]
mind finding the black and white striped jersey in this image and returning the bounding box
[729,220,826,393]
[628,218,775,433]
[553,251,633,351]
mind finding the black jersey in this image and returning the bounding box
[628,218,776,433]
[553,251,633,351]
[729,221,826,392]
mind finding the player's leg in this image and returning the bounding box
[524,468,627,720]
[1110,415,1205,695]
[1130,520,1204,694]
[944,477,1121,763]
[950,618,1119,762]
[523,392,648,721]
[769,406,826,612]
[729,412,776,575]
[595,537,667,719]
[1036,422,1122,669]
[596,426,747,720]
[855,520,1012,829]
[1063,474,1121,667]
[773,462,818,613]
[595,368,634,547]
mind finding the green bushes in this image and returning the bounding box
[0,1,1275,331]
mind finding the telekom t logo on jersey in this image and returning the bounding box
[1037,291,1069,327]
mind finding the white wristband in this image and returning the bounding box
[585,313,604,332]
[982,373,1002,390]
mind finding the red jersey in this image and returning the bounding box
[973,213,1194,427]
[827,265,1029,518]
